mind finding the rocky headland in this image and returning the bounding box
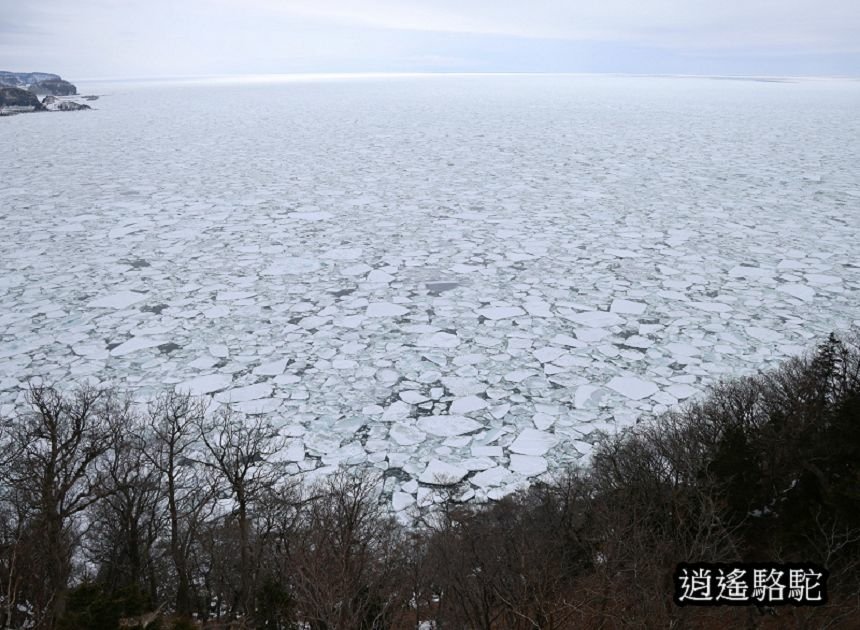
[0,71,94,115]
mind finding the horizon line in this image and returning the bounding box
[72,70,860,84]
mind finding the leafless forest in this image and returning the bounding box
[1,334,858,629]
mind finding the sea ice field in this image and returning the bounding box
[1,75,859,514]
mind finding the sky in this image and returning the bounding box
[1,0,859,79]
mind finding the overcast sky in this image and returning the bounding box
[2,0,859,79]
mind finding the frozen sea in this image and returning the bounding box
[2,74,859,511]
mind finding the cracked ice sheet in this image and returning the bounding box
[1,75,859,513]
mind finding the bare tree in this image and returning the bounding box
[0,480,32,629]
[87,414,165,605]
[143,390,213,617]
[422,485,586,630]
[2,384,128,629]
[289,471,407,630]
[196,407,286,622]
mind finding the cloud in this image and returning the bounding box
[1,0,858,77]
[246,0,860,51]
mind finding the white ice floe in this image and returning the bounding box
[290,210,333,221]
[621,335,654,349]
[88,291,146,309]
[382,401,411,422]
[2,76,858,513]
[470,466,515,488]
[389,423,427,446]
[231,398,282,415]
[367,269,395,283]
[208,344,229,358]
[215,382,273,403]
[509,428,557,456]
[72,344,109,360]
[342,263,372,276]
[509,454,547,477]
[805,274,841,286]
[565,311,624,328]
[490,403,511,420]
[605,248,641,259]
[449,395,488,415]
[690,301,732,313]
[666,342,699,357]
[110,337,162,357]
[417,415,483,437]
[262,257,321,275]
[419,459,469,485]
[477,306,526,320]
[323,247,362,260]
[524,300,553,317]
[176,373,233,395]
[366,302,409,317]
[551,334,585,348]
[399,390,429,404]
[574,385,603,409]
[574,328,611,342]
[778,284,815,301]
[277,439,305,462]
[392,491,415,511]
[504,370,536,383]
[253,359,288,376]
[606,376,660,400]
[441,378,485,396]
[610,299,646,315]
[729,265,773,279]
[533,346,566,364]
[532,413,555,430]
[216,291,256,301]
[747,327,784,343]
[667,384,699,399]
[472,445,503,457]
[416,332,461,348]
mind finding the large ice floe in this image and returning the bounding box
[1,75,859,518]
